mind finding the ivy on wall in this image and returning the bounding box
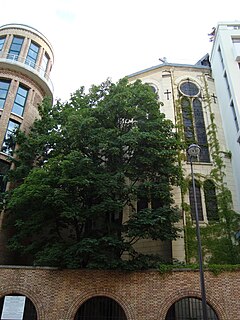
[176,73,240,265]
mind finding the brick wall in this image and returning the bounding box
[0,266,238,319]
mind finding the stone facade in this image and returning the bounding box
[0,266,238,319]
[128,62,237,263]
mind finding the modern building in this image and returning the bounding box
[210,21,240,212]
[0,23,54,263]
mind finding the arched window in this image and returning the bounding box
[165,296,219,320]
[193,98,210,162]
[75,296,127,320]
[0,294,37,320]
[189,180,203,221]
[204,180,219,221]
[180,81,210,163]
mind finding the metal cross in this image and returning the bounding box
[164,89,171,100]
[211,93,217,103]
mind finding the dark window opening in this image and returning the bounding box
[204,180,219,221]
[189,180,204,221]
[0,160,10,192]
[165,296,219,320]
[75,296,127,320]
[230,100,239,132]
[193,98,210,162]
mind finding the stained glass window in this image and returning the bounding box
[180,81,210,163]
[193,98,210,162]
[180,81,199,96]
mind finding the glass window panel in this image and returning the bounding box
[180,82,199,96]
[8,120,20,132]
[11,43,21,51]
[12,85,28,116]
[0,36,5,50]
[0,80,10,109]
[0,81,10,90]
[15,94,25,105]
[8,36,24,58]
[26,42,39,67]
[30,43,39,53]
[13,37,24,45]
[17,86,28,97]
[40,53,49,77]
[12,103,23,116]
[0,89,8,99]
[1,120,20,155]
[230,101,239,132]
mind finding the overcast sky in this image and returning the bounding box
[1,0,240,102]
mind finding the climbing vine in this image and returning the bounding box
[176,73,240,265]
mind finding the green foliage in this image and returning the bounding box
[4,78,181,270]
[183,74,240,265]
[157,263,240,276]
[158,263,173,275]
[208,264,240,275]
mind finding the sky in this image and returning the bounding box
[2,0,240,102]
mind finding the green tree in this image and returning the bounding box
[4,78,181,269]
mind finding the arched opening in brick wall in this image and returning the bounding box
[165,296,219,320]
[74,296,127,320]
[0,293,37,320]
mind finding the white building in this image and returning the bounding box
[210,21,240,212]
